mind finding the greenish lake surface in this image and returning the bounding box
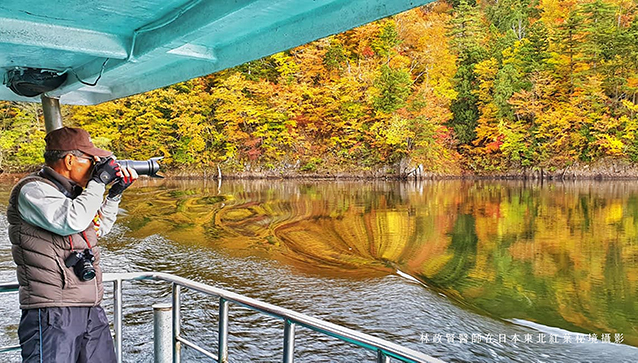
[1,179,638,362]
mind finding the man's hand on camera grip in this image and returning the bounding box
[91,158,122,185]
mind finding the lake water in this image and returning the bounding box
[1,179,638,362]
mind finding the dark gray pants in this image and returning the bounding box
[18,306,116,363]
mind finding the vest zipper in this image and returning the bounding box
[94,277,98,305]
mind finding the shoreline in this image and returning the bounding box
[160,161,638,181]
[3,159,638,181]
[3,170,638,182]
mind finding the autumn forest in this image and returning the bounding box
[2,0,638,177]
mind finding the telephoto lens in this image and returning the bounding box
[117,157,163,178]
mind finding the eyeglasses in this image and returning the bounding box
[75,155,94,164]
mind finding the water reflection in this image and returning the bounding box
[1,179,638,361]
[115,179,638,346]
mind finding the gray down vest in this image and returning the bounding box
[7,172,104,309]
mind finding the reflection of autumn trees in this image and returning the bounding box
[115,180,638,345]
[422,182,638,346]
[122,185,227,245]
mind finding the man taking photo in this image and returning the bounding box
[6,127,137,363]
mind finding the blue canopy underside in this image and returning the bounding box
[0,0,435,105]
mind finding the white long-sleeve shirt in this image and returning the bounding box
[18,180,120,237]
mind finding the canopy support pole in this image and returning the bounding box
[41,95,63,133]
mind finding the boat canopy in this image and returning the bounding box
[0,0,435,105]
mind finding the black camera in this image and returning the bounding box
[117,157,163,178]
[94,157,163,184]
[64,249,96,281]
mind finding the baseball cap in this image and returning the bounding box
[45,127,112,158]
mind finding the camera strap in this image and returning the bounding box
[82,231,93,249]
[68,231,93,251]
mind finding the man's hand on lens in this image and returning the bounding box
[91,157,122,185]
[108,166,138,199]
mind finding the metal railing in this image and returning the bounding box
[0,272,443,363]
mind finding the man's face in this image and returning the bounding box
[69,153,95,187]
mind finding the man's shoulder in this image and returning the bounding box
[8,173,56,208]
[14,176,60,199]
[14,173,52,189]
[20,178,57,191]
